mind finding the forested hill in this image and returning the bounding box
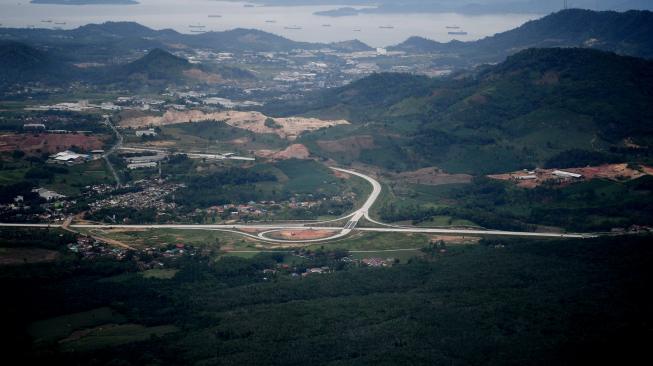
[390,9,653,63]
[0,22,372,59]
[0,41,72,84]
[268,47,653,173]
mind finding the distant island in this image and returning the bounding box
[31,0,138,4]
[314,7,361,17]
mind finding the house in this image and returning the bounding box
[135,128,158,137]
[127,162,157,170]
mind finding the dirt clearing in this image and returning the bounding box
[120,110,348,140]
[393,167,472,186]
[0,133,105,154]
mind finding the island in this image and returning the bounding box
[31,0,138,5]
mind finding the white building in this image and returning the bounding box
[135,128,158,137]
[553,170,582,179]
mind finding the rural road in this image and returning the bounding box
[0,167,594,243]
[102,117,123,188]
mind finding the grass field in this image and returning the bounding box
[141,268,179,279]
[59,323,179,352]
[28,307,127,343]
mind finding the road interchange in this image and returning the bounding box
[0,167,594,243]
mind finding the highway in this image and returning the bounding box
[102,117,123,188]
[0,166,595,243]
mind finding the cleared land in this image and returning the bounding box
[120,110,349,140]
[0,133,105,154]
[488,163,653,188]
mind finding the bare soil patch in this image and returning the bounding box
[120,110,348,140]
[488,163,652,188]
[316,135,375,157]
[268,229,338,241]
[0,133,105,154]
[256,144,311,160]
[0,248,60,265]
[393,167,472,186]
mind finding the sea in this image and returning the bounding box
[0,0,542,47]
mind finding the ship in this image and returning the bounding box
[448,31,468,35]
[265,20,277,23]
[40,20,53,23]
[352,28,362,32]
[208,15,222,18]
[284,26,302,30]
[189,24,206,29]
[446,26,460,29]
[190,30,207,33]
[322,24,332,27]
[54,22,67,25]
[379,25,394,29]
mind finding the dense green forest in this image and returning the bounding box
[2,228,651,365]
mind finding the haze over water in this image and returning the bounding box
[0,0,541,47]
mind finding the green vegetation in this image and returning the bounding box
[28,307,127,343]
[277,48,653,174]
[2,234,651,364]
[381,176,653,232]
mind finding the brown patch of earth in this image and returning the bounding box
[488,163,652,189]
[256,144,310,160]
[268,229,338,241]
[0,248,60,265]
[120,110,348,140]
[183,69,223,83]
[0,133,105,154]
[316,135,375,157]
[393,167,472,186]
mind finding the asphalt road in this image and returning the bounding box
[0,167,595,243]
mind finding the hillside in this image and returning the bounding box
[390,9,653,63]
[269,48,653,173]
[0,41,71,85]
[113,48,254,88]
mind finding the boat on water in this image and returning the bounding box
[379,25,394,29]
[40,20,52,23]
[448,31,468,36]
[284,26,302,30]
[353,29,362,32]
[54,22,66,25]
[208,15,222,18]
[189,24,206,29]
[446,26,460,29]
[190,30,207,33]
[265,20,277,23]
[322,24,332,27]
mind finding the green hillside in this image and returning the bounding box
[271,47,653,173]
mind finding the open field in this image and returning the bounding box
[28,307,127,343]
[0,247,60,265]
[59,323,179,352]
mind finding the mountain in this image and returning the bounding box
[267,48,653,173]
[112,48,254,89]
[390,9,653,64]
[0,22,372,61]
[0,41,71,85]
